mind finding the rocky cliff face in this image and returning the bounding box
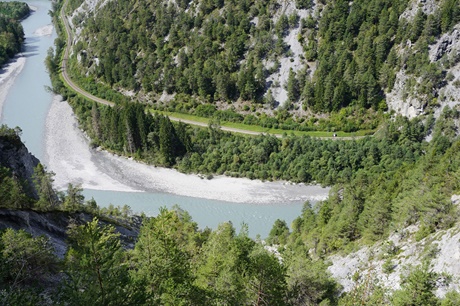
[386,69,426,118]
[0,129,40,198]
[430,25,460,117]
[329,196,460,298]
[0,127,141,257]
[0,209,141,258]
[387,14,460,118]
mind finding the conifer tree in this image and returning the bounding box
[63,218,144,305]
[159,116,176,166]
[131,208,201,304]
[32,164,58,211]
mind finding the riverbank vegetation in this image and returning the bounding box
[0,125,132,220]
[69,95,460,249]
[0,1,29,66]
[70,96,424,185]
[0,1,29,20]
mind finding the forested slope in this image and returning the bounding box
[0,1,29,66]
[63,0,460,129]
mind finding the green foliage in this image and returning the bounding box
[440,0,460,32]
[68,0,272,102]
[0,229,57,289]
[11,101,460,271]
[441,291,460,306]
[0,2,29,20]
[246,244,287,305]
[58,0,430,117]
[65,0,84,14]
[70,98,428,194]
[69,98,191,165]
[296,0,313,10]
[287,113,460,253]
[131,207,204,304]
[0,166,31,209]
[285,248,339,305]
[33,164,60,211]
[391,264,440,306]
[297,0,411,111]
[382,258,395,274]
[194,221,291,305]
[194,222,253,304]
[163,99,382,133]
[0,125,139,221]
[0,228,55,305]
[338,276,388,306]
[62,183,85,212]
[26,1,460,302]
[62,218,144,305]
[53,0,460,138]
[286,69,300,103]
[0,2,27,66]
[1,203,458,305]
[267,219,290,245]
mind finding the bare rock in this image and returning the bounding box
[0,209,141,258]
[0,131,40,198]
[429,25,460,62]
[400,0,439,21]
[386,69,426,118]
[328,222,460,299]
[451,194,460,206]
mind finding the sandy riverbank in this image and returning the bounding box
[45,96,137,192]
[0,57,26,119]
[45,96,330,204]
[32,24,53,37]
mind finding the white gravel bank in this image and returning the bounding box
[0,57,26,119]
[45,96,330,204]
[32,24,53,37]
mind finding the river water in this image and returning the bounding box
[0,0,329,237]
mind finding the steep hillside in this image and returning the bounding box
[386,0,460,118]
[37,0,460,303]
[63,0,459,128]
[329,218,460,298]
[0,125,39,202]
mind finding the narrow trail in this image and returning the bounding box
[60,1,114,107]
[59,0,367,140]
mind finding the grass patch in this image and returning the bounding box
[155,110,374,138]
[159,111,210,124]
